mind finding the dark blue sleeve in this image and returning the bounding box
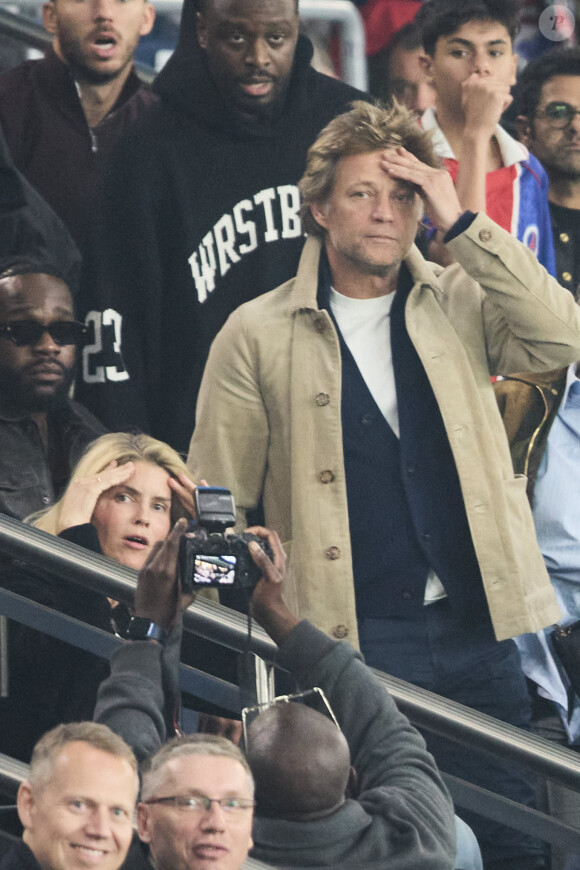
[443,211,477,243]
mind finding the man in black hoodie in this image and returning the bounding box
[78,0,366,454]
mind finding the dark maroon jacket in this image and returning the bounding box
[0,47,157,252]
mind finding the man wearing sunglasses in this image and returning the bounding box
[516,49,580,297]
[0,258,104,520]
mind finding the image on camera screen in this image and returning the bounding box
[194,554,237,585]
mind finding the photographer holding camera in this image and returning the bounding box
[94,517,481,870]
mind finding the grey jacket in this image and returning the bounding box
[95,620,456,869]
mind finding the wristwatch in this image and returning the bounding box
[126,616,168,646]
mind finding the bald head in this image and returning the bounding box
[246,703,351,819]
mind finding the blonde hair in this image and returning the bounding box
[28,722,139,794]
[31,432,191,535]
[299,100,439,238]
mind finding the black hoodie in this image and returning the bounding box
[0,125,81,292]
[79,20,366,454]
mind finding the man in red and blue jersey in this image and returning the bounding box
[417,0,556,275]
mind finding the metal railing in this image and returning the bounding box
[1,514,580,850]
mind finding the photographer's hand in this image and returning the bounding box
[134,518,192,632]
[246,526,298,646]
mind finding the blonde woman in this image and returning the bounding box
[0,432,200,761]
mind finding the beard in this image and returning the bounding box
[342,244,403,279]
[56,28,135,85]
[0,366,75,414]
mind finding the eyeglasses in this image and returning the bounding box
[242,687,340,747]
[142,795,255,814]
[0,320,87,346]
[536,101,580,128]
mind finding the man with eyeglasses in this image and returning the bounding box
[0,257,104,520]
[515,48,580,297]
[137,735,255,870]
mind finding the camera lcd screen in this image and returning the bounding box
[193,554,237,585]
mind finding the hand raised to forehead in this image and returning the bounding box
[56,460,135,534]
[381,148,463,233]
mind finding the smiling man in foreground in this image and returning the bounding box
[189,100,580,869]
[1,722,138,870]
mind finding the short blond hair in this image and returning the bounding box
[30,432,191,534]
[29,722,138,793]
[299,100,439,238]
[141,734,254,801]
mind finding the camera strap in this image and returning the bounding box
[244,596,253,655]
[237,595,261,711]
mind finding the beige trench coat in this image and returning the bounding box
[189,213,580,645]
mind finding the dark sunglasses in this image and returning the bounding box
[0,320,87,346]
[537,101,580,128]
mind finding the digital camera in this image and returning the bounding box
[178,487,272,592]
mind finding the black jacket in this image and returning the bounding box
[0,524,126,763]
[0,842,44,870]
[0,48,157,253]
[78,28,366,453]
[0,125,82,292]
[0,397,104,521]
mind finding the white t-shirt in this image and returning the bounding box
[329,287,399,436]
[329,285,447,604]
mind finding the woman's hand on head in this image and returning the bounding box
[168,474,208,519]
[56,460,135,534]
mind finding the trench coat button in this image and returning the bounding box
[361,413,374,426]
[315,392,330,406]
[325,546,341,560]
[42,496,50,504]
[313,316,327,333]
[560,232,570,244]
[562,271,572,283]
[319,470,335,484]
[478,229,493,242]
[421,532,432,542]
[332,624,349,639]
[402,591,413,600]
